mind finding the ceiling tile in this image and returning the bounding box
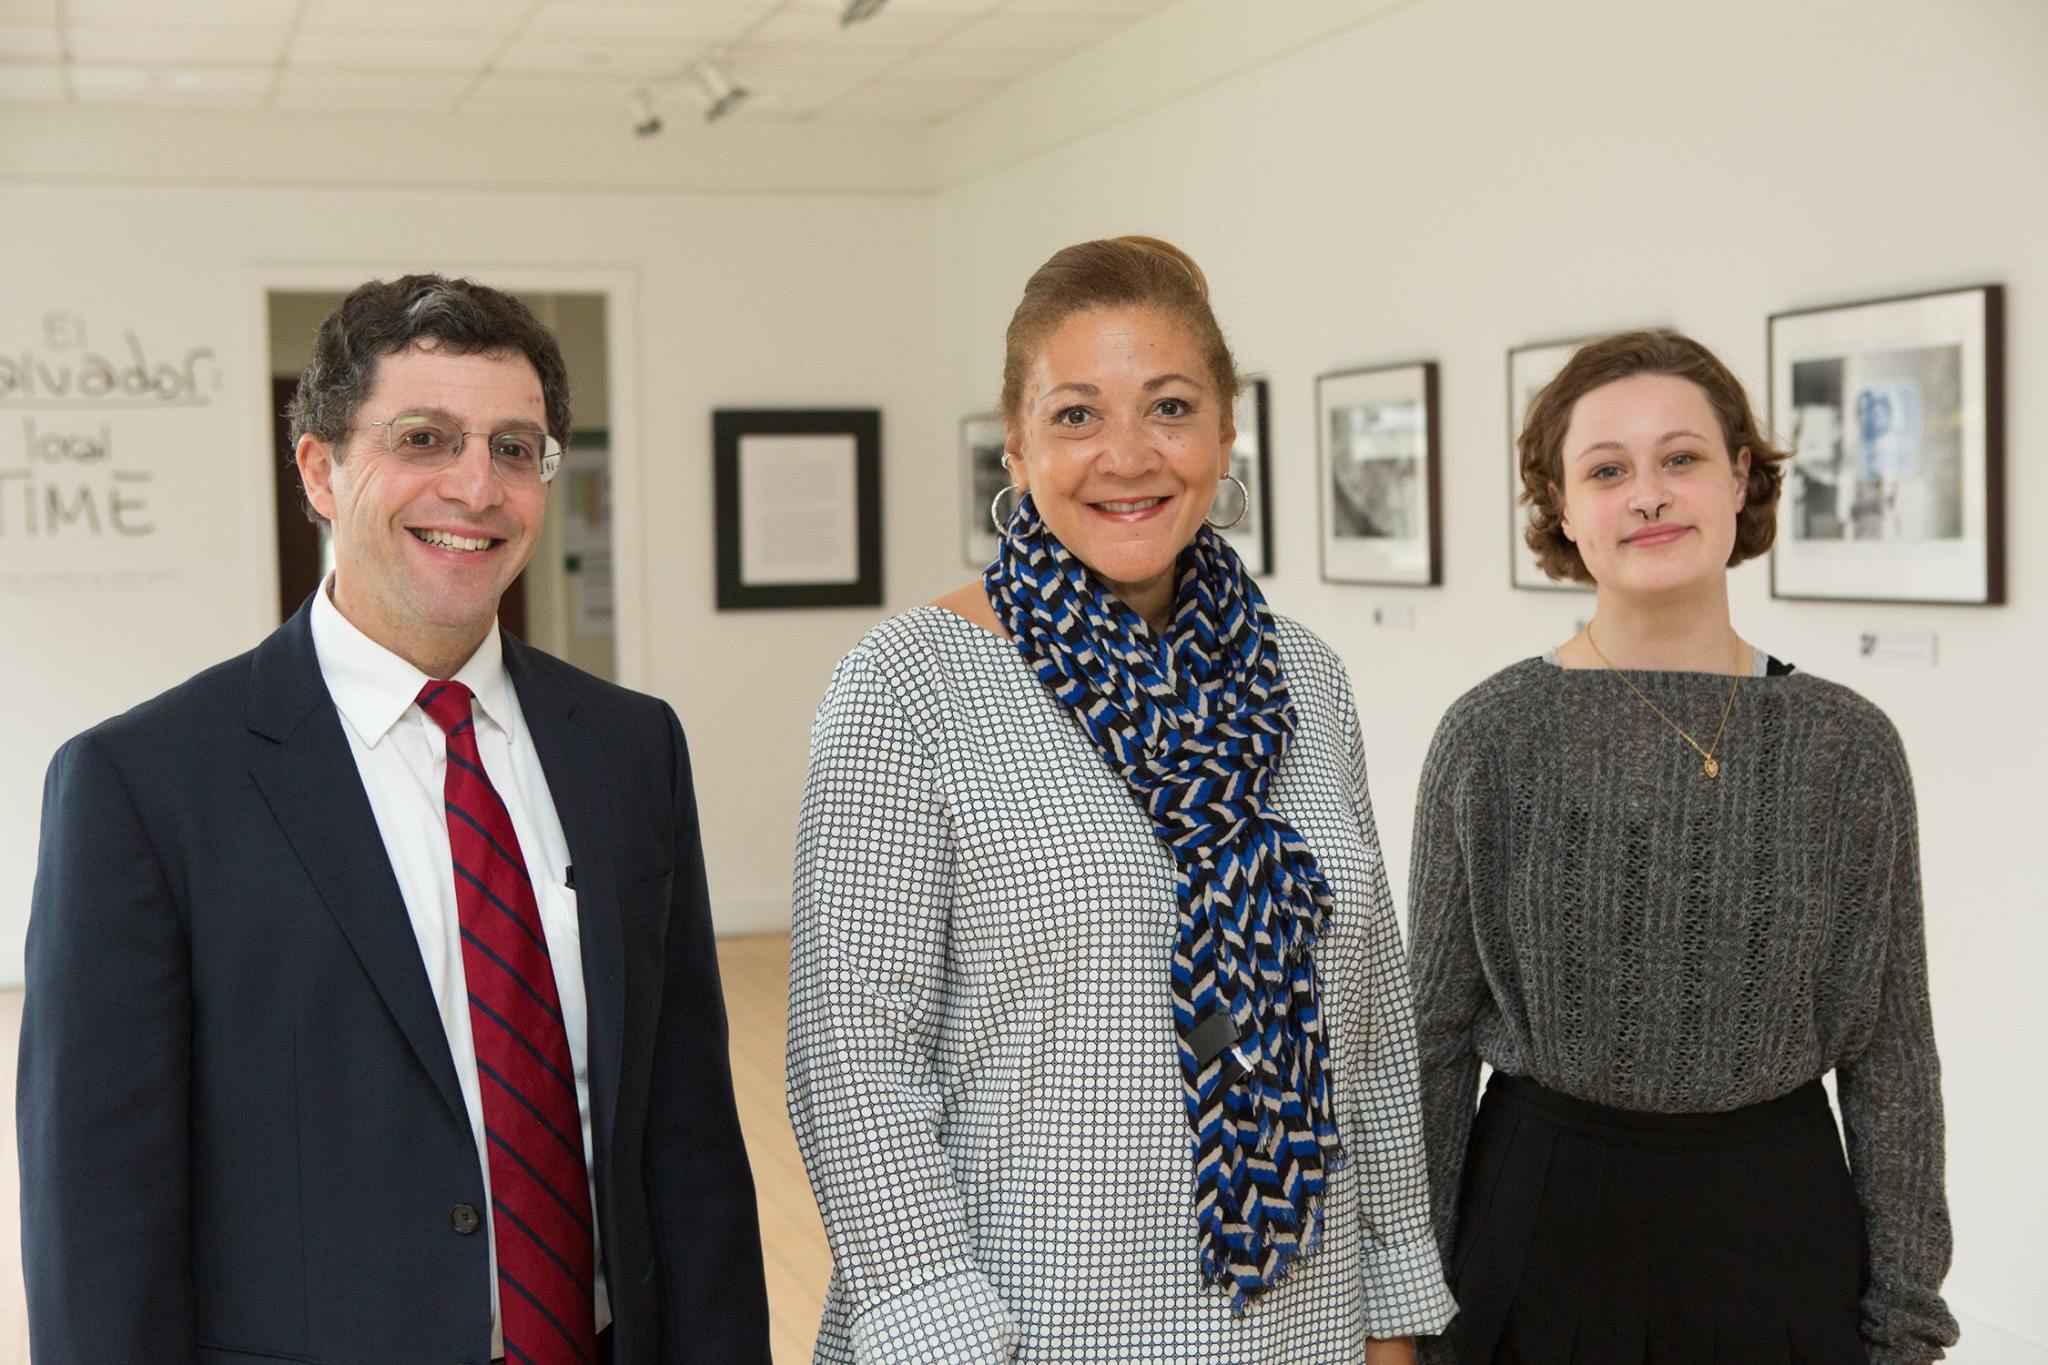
[0,20,57,60]
[536,0,774,12]
[745,78,869,117]
[821,77,985,122]
[521,3,766,42]
[460,69,638,111]
[0,60,63,100]
[1002,0,1173,14]
[67,24,288,65]
[882,44,1044,85]
[66,0,298,24]
[726,41,903,85]
[290,30,503,70]
[299,0,527,37]
[746,5,972,50]
[496,35,711,78]
[270,66,471,112]
[69,62,271,107]
[781,0,998,15]
[728,102,805,122]
[934,11,1126,52]
[0,0,57,19]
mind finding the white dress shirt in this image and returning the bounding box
[310,582,611,1356]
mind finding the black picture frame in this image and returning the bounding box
[959,412,1007,570]
[1216,377,1273,575]
[1505,336,1595,593]
[713,408,882,610]
[1767,284,2005,606]
[1316,361,1442,587]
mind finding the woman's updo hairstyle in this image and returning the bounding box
[1000,235,1240,425]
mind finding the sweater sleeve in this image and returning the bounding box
[785,649,1019,1365]
[1834,728,1959,1365]
[1404,709,1489,1274]
[1334,687,1458,1340]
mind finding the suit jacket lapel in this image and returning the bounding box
[245,599,470,1130]
[505,637,626,1171]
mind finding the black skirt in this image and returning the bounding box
[1446,1072,1867,1365]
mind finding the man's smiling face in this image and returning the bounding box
[298,342,548,667]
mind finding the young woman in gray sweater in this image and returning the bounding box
[1407,331,1957,1365]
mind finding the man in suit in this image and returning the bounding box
[18,275,771,1364]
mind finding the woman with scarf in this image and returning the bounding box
[786,237,1455,1363]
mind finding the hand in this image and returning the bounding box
[1366,1336,1417,1365]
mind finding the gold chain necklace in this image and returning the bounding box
[1583,623,1741,779]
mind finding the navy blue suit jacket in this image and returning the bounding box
[18,598,771,1364]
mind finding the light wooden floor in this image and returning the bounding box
[0,933,830,1364]
[718,933,831,1363]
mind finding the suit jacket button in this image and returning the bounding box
[450,1203,481,1235]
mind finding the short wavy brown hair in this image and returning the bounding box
[1517,329,1789,584]
[1000,235,1239,425]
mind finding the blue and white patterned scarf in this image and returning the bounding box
[984,494,1342,1311]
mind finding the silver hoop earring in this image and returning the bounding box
[1206,473,1250,530]
[989,483,1025,535]
[989,452,1027,535]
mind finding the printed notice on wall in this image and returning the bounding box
[737,433,859,587]
[0,310,223,592]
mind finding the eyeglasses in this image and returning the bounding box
[361,412,563,485]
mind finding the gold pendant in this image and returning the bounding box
[1703,756,1720,778]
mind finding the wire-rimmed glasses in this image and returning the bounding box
[361,411,563,485]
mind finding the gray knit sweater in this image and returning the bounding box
[1406,657,1956,1365]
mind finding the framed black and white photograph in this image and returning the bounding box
[713,408,882,610]
[1316,362,1440,587]
[959,412,1008,569]
[1770,285,2004,605]
[1506,337,1594,593]
[1216,377,1273,575]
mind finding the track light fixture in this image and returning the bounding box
[693,61,749,123]
[630,88,663,137]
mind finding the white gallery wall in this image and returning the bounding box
[0,0,2041,1355]
[928,0,2046,1355]
[0,180,951,972]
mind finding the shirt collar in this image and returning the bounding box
[309,577,511,748]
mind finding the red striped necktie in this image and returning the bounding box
[418,680,597,1365]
